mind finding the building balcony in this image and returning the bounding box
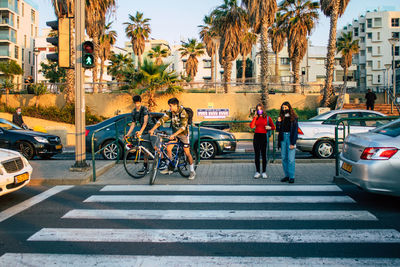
[0,28,16,43]
[0,10,15,28]
[0,44,10,57]
[0,0,18,13]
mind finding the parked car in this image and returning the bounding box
[297,109,386,158]
[340,119,400,196]
[0,118,63,160]
[0,149,32,196]
[85,113,237,160]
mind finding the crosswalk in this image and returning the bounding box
[1,184,400,266]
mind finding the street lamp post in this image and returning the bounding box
[33,48,40,83]
[385,64,392,104]
[388,37,399,114]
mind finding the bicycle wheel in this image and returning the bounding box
[149,153,160,185]
[177,147,198,178]
[123,147,150,179]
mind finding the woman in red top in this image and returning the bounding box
[250,104,276,179]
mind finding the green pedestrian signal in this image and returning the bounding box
[82,41,95,69]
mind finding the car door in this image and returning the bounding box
[0,127,11,149]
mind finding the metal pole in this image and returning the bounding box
[72,0,89,170]
[392,44,395,114]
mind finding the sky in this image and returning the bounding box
[37,0,400,49]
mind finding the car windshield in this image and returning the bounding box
[372,120,400,137]
[0,118,22,130]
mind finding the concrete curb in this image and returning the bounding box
[200,159,335,164]
[28,162,116,186]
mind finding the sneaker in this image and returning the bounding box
[159,160,167,170]
[262,172,268,179]
[280,177,289,182]
[160,169,173,175]
[137,166,148,175]
[254,172,261,179]
[289,178,295,184]
[188,171,196,180]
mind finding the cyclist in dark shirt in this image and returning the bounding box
[12,107,28,129]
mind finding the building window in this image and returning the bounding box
[24,35,26,47]
[360,23,365,33]
[377,46,381,55]
[394,46,400,56]
[21,48,24,60]
[354,27,359,37]
[367,61,372,67]
[367,47,372,53]
[367,19,372,28]
[392,18,400,27]
[28,51,31,64]
[22,63,24,71]
[280,58,290,65]
[31,66,33,76]
[377,61,381,69]
[22,3,24,17]
[31,9,35,24]
[17,16,19,28]
[374,17,382,27]
[203,60,211,68]
[393,32,400,39]
[35,27,37,37]
[367,32,372,39]
[378,75,381,83]
[360,37,365,43]
[14,46,18,59]
[182,60,187,69]
[360,50,365,56]
[31,24,33,37]
[377,32,380,40]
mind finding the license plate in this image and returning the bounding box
[56,145,62,149]
[15,172,29,184]
[341,162,353,173]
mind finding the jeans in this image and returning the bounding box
[281,132,296,179]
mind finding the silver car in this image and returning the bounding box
[340,119,400,196]
[297,110,386,158]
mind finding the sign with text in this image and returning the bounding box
[197,109,229,119]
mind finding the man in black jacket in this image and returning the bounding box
[365,89,377,110]
[12,107,27,129]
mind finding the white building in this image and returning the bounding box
[0,0,39,85]
[339,9,400,90]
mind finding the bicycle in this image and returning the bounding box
[149,133,198,185]
[123,136,155,179]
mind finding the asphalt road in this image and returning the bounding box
[0,184,399,266]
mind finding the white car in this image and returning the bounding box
[0,149,32,196]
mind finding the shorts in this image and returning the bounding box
[140,133,160,151]
[175,134,190,148]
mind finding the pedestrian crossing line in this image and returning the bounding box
[27,228,400,243]
[84,195,355,203]
[62,209,378,221]
[1,254,400,267]
[100,185,343,192]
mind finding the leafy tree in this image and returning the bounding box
[337,31,359,89]
[179,39,205,79]
[236,58,253,80]
[32,83,48,108]
[148,45,170,65]
[107,53,135,83]
[0,60,23,106]
[39,61,67,84]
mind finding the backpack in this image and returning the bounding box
[180,107,194,125]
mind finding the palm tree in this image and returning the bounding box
[179,39,205,80]
[85,0,116,93]
[99,22,117,89]
[239,31,257,83]
[280,0,319,93]
[242,0,277,106]
[50,0,74,103]
[337,31,359,89]
[148,45,170,65]
[320,0,350,107]
[199,15,218,85]
[212,0,248,93]
[124,12,151,69]
[107,53,135,83]
[269,12,286,83]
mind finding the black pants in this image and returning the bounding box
[366,103,374,110]
[253,133,267,173]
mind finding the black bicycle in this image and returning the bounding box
[123,136,154,179]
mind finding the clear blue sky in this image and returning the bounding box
[38,0,400,48]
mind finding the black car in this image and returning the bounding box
[0,118,63,160]
[85,112,237,160]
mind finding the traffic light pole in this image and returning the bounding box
[71,0,89,170]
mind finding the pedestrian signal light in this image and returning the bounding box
[82,41,95,69]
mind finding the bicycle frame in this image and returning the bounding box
[155,138,187,169]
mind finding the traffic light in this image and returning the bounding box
[46,18,71,68]
[82,41,95,69]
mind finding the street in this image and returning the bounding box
[0,184,399,266]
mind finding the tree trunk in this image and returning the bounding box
[5,89,9,106]
[35,96,39,108]
[210,52,215,86]
[343,66,348,89]
[260,24,269,108]
[322,1,339,107]
[92,35,100,93]
[65,69,75,103]
[242,55,247,84]
[275,52,279,83]
[293,57,301,93]
[223,60,232,94]
[138,54,142,69]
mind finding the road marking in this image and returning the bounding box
[63,209,377,221]
[28,228,400,243]
[84,195,355,203]
[0,186,74,223]
[101,185,343,192]
[2,254,400,267]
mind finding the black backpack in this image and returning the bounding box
[180,107,194,125]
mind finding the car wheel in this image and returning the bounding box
[313,140,334,159]
[18,141,35,160]
[101,140,122,160]
[199,141,217,160]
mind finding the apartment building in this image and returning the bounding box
[0,0,39,84]
[339,9,400,90]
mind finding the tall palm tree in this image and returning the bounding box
[148,45,170,65]
[212,0,248,93]
[50,0,74,103]
[269,12,286,83]
[280,0,319,93]
[85,0,116,93]
[320,0,350,107]
[199,15,218,84]
[179,39,205,79]
[239,31,257,83]
[99,22,117,88]
[124,12,151,69]
[242,0,277,106]
[107,53,134,83]
[337,31,359,89]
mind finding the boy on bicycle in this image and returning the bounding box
[125,95,158,175]
[149,97,196,180]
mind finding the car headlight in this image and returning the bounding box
[34,137,49,143]
[219,134,232,140]
[21,156,30,167]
